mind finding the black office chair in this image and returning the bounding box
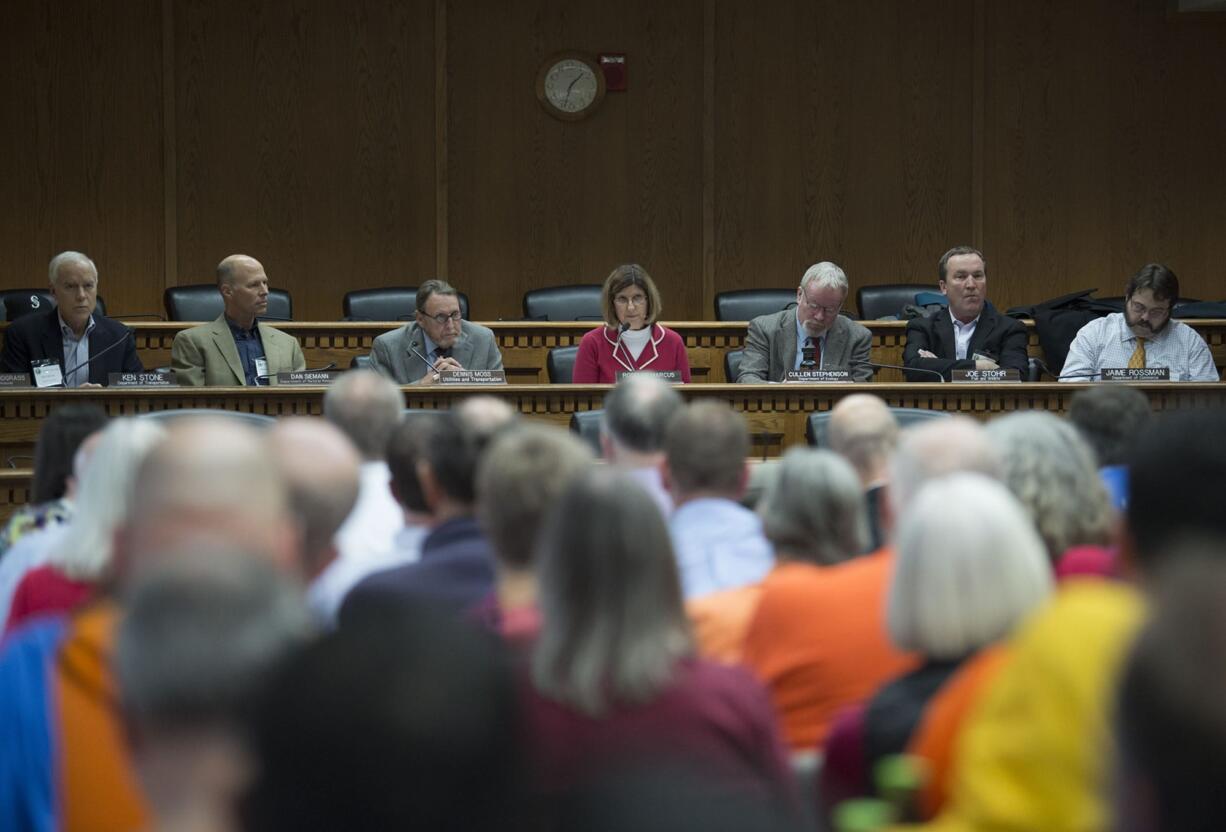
[569,409,604,455]
[714,289,797,322]
[547,346,580,384]
[342,286,470,321]
[138,409,276,428]
[523,285,604,321]
[350,355,374,370]
[725,349,745,382]
[855,284,942,320]
[164,285,294,321]
[806,407,950,447]
[0,290,108,322]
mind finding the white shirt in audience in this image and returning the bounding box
[669,498,774,599]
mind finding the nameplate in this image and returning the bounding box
[439,369,507,385]
[784,370,852,384]
[951,369,1021,383]
[109,371,178,387]
[1102,367,1170,382]
[275,371,343,386]
[615,370,683,383]
[0,373,32,388]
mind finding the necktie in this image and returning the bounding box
[1128,338,1146,369]
[435,347,451,362]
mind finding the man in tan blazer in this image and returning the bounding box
[171,255,305,386]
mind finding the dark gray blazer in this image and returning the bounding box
[736,309,873,383]
[370,320,503,384]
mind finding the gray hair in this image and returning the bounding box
[799,261,848,294]
[826,395,900,483]
[758,448,868,565]
[889,417,1003,513]
[50,418,166,580]
[48,251,98,286]
[532,468,692,716]
[985,412,1114,563]
[116,550,312,731]
[602,373,684,455]
[889,474,1052,658]
[324,370,404,459]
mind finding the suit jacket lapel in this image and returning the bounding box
[934,312,956,359]
[38,312,63,367]
[775,311,797,377]
[825,318,847,367]
[967,304,997,357]
[405,324,429,378]
[257,323,284,373]
[450,328,475,369]
[209,317,246,385]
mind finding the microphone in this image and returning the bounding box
[612,321,630,353]
[851,360,946,383]
[60,328,135,384]
[408,343,443,376]
[1027,357,1105,381]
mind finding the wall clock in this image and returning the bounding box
[536,52,606,121]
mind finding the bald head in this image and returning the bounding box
[216,254,269,328]
[324,370,403,460]
[889,417,1002,513]
[827,395,900,486]
[269,418,362,579]
[457,396,518,450]
[216,254,261,287]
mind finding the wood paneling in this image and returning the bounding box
[174,0,437,321]
[445,0,705,320]
[0,0,164,317]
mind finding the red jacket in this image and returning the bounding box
[572,324,691,383]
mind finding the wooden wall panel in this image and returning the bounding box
[174,0,437,321]
[714,0,975,299]
[983,0,1226,309]
[0,0,164,317]
[446,0,705,320]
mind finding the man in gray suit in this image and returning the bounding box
[370,279,503,385]
[736,261,873,383]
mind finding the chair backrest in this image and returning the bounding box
[350,354,374,370]
[137,409,276,428]
[523,285,604,321]
[163,285,293,322]
[714,289,797,322]
[855,284,941,320]
[569,409,604,455]
[0,290,107,322]
[547,345,579,384]
[342,286,470,321]
[725,349,745,382]
[806,407,950,447]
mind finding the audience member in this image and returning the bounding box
[116,550,311,832]
[737,261,872,383]
[601,373,682,517]
[826,394,900,552]
[664,403,773,599]
[902,246,1028,381]
[170,254,306,386]
[370,279,503,385]
[1067,384,1152,510]
[307,371,409,619]
[0,251,142,386]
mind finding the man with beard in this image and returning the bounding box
[1061,263,1218,382]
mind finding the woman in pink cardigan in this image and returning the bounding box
[572,264,691,383]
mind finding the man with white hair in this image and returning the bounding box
[1,251,142,386]
[736,261,873,383]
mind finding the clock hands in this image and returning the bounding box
[563,71,582,105]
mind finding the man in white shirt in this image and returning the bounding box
[1061,263,1218,382]
[601,374,683,518]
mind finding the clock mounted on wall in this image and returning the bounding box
[536,52,606,121]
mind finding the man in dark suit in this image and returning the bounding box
[902,246,1028,381]
[0,251,142,386]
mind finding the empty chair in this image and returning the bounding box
[523,285,604,321]
[855,284,942,320]
[342,286,470,321]
[569,409,604,455]
[714,289,797,322]
[806,407,949,447]
[725,349,745,382]
[547,346,580,384]
[164,285,293,322]
[137,409,276,428]
[350,355,374,370]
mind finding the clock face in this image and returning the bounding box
[544,59,599,114]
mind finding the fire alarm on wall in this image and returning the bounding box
[598,53,627,91]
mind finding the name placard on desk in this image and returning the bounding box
[615,370,683,383]
[1102,367,1170,382]
[951,369,1021,383]
[439,370,507,385]
[109,371,178,387]
[0,373,31,388]
[784,370,851,384]
[275,370,343,386]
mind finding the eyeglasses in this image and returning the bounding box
[802,300,841,317]
[422,311,463,325]
[614,295,647,308]
[1128,301,1170,321]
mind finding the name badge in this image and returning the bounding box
[784,370,852,384]
[109,371,178,387]
[615,370,683,383]
[951,369,1022,383]
[1101,367,1171,381]
[275,370,343,386]
[32,359,64,389]
[439,369,507,385]
[0,372,32,388]
[253,358,269,381]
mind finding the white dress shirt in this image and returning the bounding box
[669,497,774,599]
[1061,313,1219,382]
[950,310,980,360]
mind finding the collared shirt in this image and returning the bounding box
[421,333,452,367]
[793,314,827,371]
[669,497,775,600]
[59,314,96,387]
[1060,313,1219,382]
[225,317,267,386]
[950,310,980,360]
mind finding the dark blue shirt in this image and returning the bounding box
[225,317,267,386]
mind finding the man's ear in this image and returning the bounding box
[736,461,750,499]
[938,279,948,296]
